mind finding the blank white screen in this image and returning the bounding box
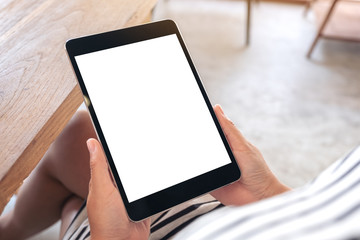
[75,34,231,202]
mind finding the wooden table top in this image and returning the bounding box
[0,0,157,213]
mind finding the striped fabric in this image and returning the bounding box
[63,146,360,240]
[62,195,222,240]
[174,146,360,240]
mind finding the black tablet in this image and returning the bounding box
[66,20,240,221]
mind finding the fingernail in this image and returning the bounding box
[87,139,96,153]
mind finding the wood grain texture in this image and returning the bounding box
[0,0,157,212]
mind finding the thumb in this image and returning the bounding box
[86,139,133,239]
[87,138,115,191]
[213,105,248,151]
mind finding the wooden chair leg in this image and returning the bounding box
[246,0,251,45]
[306,0,338,58]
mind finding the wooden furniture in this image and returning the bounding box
[226,0,252,44]
[164,0,252,45]
[306,0,360,57]
[0,0,157,213]
[246,0,252,45]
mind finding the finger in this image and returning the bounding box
[87,138,115,192]
[213,104,235,127]
[213,105,247,149]
[86,139,129,220]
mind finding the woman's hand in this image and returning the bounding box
[211,105,290,206]
[86,139,150,240]
[85,104,289,240]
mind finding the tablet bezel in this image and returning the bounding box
[66,20,240,221]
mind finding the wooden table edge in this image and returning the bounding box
[0,85,83,213]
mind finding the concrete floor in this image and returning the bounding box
[4,1,360,239]
[154,0,360,187]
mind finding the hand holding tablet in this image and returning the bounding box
[66,20,241,221]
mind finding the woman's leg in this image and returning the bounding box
[59,196,84,238]
[0,110,96,239]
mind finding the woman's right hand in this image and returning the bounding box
[211,105,290,206]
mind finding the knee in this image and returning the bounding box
[69,110,95,137]
[42,110,96,175]
[60,110,97,145]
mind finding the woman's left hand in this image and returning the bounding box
[86,138,150,240]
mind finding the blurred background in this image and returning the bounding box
[3,0,360,239]
[153,0,360,188]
